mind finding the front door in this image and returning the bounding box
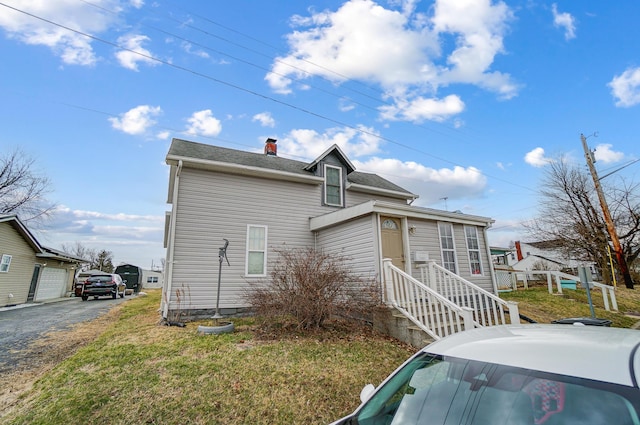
[381,216,405,269]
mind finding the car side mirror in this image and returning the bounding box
[360,384,375,403]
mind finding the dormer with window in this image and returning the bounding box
[304,144,355,208]
[324,164,343,206]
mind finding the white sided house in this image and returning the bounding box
[162,139,513,340]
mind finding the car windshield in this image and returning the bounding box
[87,276,113,283]
[354,352,640,425]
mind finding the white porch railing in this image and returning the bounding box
[495,269,618,312]
[416,260,520,327]
[383,259,520,341]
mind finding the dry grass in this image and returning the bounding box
[499,282,640,327]
[0,305,125,420]
[3,285,640,425]
[0,291,414,425]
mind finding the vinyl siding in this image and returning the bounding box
[315,215,379,280]
[0,223,38,306]
[407,219,493,292]
[169,168,341,310]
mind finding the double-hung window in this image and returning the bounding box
[465,226,483,275]
[246,225,267,276]
[0,254,11,273]
[438,223,457,273]
[324,164,343,206]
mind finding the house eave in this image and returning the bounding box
[0,215,42,252]
[166,155,324,185]
[310,200,494,231]
[346,182,417,201]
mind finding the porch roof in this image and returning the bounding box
[309,200,494,231]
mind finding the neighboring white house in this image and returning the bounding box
[161,138,497,320]
[141,269,163,289]
[509,240,599,277]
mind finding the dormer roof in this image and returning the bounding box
[303,144,356,174]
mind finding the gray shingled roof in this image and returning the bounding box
[168,138,414,196]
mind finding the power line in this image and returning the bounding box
[0,1,537,195]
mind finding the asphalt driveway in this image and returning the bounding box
[0,296,130,373]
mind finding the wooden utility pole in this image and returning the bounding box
[581,133,634,289]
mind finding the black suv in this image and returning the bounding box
[75,274,126,301]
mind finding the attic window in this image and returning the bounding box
[324,164,343,207]
[0,254,11,273]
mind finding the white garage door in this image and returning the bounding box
[35,268,68,301]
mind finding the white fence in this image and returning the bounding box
[495,269,618,311]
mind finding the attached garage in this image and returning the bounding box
[1,215,86,307]
[35,267,69,301]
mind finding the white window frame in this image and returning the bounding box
[245,225,268,277]
[0,254,11,273]
[464,226,483,275]
[437,223,458,274]
[324,164,343,207]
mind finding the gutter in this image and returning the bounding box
[163,160,182,319]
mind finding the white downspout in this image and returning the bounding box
[483,223,499,295]
[162,160,182,319]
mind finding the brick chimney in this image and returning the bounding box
[264,138,277,156]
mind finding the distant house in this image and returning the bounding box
[510,240,599,277]
[161,138,497,321]
[141,269,163,289]
[0,215,86,307]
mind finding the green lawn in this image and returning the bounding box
[2,291,414,425]
[4,284,640,425]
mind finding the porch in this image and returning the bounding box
[378,260,619,348]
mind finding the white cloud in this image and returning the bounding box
[551,4,576,40]
[431,0,517,98]
[355,157,487,205]
[277,125,383,159]
[252,112,276,128]
[594,143,624,164]
[156,130,171,140]
[181,41,210,59]
[186,110,222,137]
[524,147,552,167]
[0,0,119,65]
[379,94,465,122]
[115,33,158,71]
[266,0,517,123]
[608,67,640,107]
[109,105,162,135]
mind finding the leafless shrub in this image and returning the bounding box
[245,248,381,330]
[163,284,191,325]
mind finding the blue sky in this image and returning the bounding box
[1,0,639,270]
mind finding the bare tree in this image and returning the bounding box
[526,157,639,286]
[61,242,114,273]
[0,148,55,224]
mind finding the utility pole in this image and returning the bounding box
[581,133,634,289]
